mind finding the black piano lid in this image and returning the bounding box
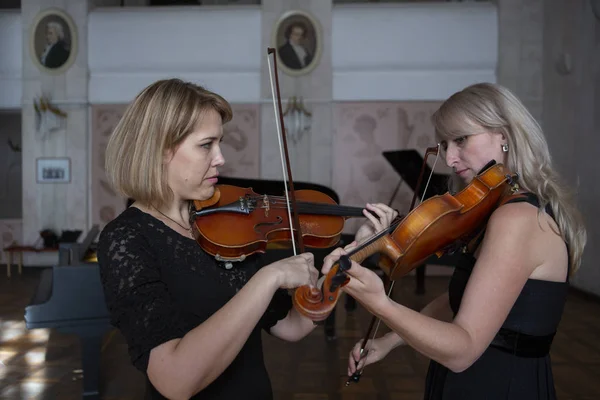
[382,149,450,200]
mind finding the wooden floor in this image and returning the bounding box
[1,268,599,399]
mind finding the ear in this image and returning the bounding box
[163,148,173,164]
[492,129,507,143]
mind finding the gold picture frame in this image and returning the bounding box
[29,8,77,75]
[272,10,322,77]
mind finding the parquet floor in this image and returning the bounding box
[0,268,599,399]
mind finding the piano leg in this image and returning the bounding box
[79,334,103,400]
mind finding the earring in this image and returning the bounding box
[501,143,509,152]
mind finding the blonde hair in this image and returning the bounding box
[432,83,586,275]
[105,78,232,208]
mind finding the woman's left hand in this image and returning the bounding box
[321,248,388,315]
[355,203,399,244]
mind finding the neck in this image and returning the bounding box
[153,200,192,230]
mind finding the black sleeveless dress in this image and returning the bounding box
[424,193,569,399]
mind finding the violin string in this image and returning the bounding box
[242,195,366,215]
[268,203,364,213]
[419,143,441,205]
[267,53,297,256]
[246,195,370,214]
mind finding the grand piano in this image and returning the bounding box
[24,225,110,400]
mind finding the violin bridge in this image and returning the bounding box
[261,194,270,217]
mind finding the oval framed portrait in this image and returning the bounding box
[29,8,77,75]
[272,10,322,77]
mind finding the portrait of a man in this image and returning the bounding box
[279,22,312,70]
[40,21,70,68]
[273,10,321,76]
[30,9,77,74]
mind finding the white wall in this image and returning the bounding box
[0,3,497,106]
[88,7,262,103]
[332,3,497,100]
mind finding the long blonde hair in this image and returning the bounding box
[105,78,233,208]
[432,83,586,275]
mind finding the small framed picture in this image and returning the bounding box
[272,10,322,77]
[29,8,77,74]
[36,157,71,183]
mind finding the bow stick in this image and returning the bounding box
[347,144,441,385]
[266,47,305,256]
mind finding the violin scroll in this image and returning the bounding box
[293,256,352,321]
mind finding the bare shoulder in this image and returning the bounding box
[487,200,560,239]
[483,200,568,281]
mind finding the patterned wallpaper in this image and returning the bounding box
[90,104,261,230]
[88,101,448,234]
[332,102,450,234]
[91,105,128,230]
[2,101,447,242]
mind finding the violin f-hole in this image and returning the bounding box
[253,216,283,235]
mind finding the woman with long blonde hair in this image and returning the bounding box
[325,82,586,399]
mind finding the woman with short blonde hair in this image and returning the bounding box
[105,78,233,209]
[98,78,397,400]
[99,78,319,400]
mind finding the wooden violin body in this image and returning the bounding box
[191,184,366,261]
[293,162,518,321]
[366,161,513,278]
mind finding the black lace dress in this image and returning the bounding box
[97,207,293,400]
[424,193,569,399]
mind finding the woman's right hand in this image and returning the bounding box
[266,253,318,289]
[347,335,396,376]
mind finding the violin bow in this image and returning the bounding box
[347,144,441,385]
[266,47,305,255]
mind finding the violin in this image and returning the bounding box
[292,159,519,322]
[189,47,371,263]
[190,184,370,261]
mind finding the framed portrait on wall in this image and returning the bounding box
[36,157,71,184]
[29,8,77,74]
[272,10,322,77]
